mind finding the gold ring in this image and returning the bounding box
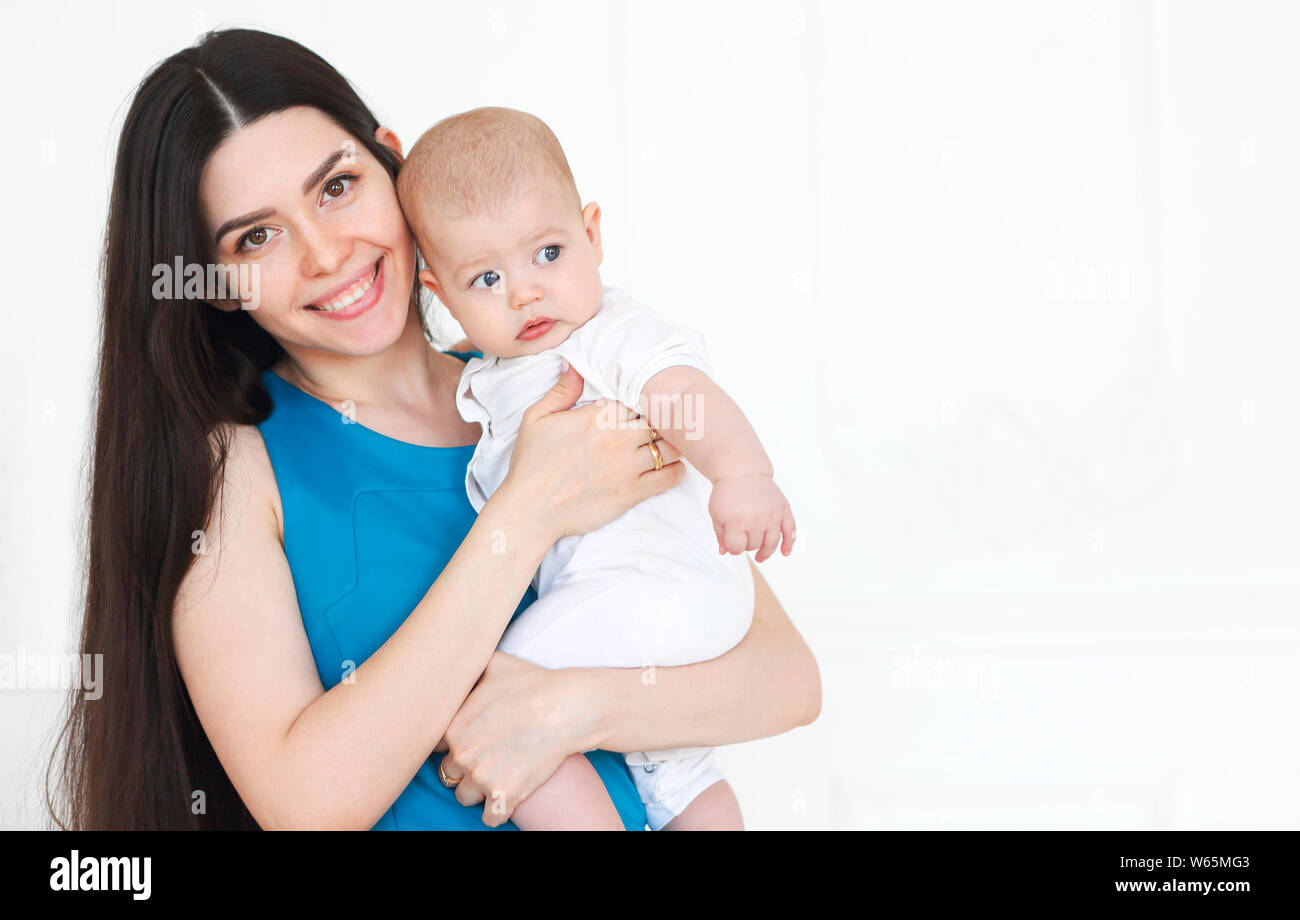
[647,439,664,472]
[437,757,461,789]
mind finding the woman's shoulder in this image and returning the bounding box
[207,421,285,544]
[174,422,288,635]
[432,347,481,382]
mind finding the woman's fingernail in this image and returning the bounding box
[559,357,569,373]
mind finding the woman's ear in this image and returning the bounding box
[581,201,603,268]
[375,125,404,162]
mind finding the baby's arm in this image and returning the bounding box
[639,366,795,562]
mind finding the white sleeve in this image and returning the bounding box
[454,357,490,426]
[567,291,715,412]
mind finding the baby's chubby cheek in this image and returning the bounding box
[570,271,605,323]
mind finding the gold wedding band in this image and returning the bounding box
[647,438,664,472]
[437,757,461,789]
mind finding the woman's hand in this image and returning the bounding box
[499,363,685,541]
[435,651,594,827]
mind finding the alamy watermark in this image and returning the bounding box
[152,257,260,309]
[890,646,1000,702]
[596,394,704,441]
[49,851,150,900]
[0,646,103,700]
[1043,257,1150,310]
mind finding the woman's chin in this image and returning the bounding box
[353,296,420,355]
[335,271,421,353]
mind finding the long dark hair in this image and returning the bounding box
[46,28,430,829]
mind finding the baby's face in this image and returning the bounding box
[416,178,604,357]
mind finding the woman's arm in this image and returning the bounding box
[439,559,820,822]
[173,370,684,830]
[174,426,556,830]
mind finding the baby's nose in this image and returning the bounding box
[511,287,543,308]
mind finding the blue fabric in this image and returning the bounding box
[256,350,647,830]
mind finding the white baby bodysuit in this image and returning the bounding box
[455,285,755,829]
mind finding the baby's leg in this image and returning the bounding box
[510,753,626,831]
[661,779,744,831]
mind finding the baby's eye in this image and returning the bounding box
[534,244,562,265]
[471,269,502,290]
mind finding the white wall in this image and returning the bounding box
[1,0,1297,829]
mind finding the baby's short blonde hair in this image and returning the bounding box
[397,106,582,257]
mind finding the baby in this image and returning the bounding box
[396,107,796,830]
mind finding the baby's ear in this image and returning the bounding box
[582,201,603,267]
[419,268,456,319]
[418,268,442,298]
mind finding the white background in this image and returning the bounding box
[1,0,1297,829]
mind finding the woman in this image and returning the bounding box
[48,27,820,830]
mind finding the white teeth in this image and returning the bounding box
[316,264,376,312]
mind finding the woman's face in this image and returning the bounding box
[199,105,415,357]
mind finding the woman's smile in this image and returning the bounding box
[305,255,386,320]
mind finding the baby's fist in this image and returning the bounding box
[709,474,796,563]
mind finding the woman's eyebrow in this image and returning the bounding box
[212,149,352,246]
[300,149,348,196]
[214,208,273,246]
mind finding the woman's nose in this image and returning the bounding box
[298,221,351,277]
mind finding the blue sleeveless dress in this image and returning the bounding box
[256,351,648,830]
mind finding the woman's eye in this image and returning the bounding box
[236,226,277,253]
[471,269,501,290]
[322,173,359,202]
[535,244,561,264]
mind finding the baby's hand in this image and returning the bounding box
[708,475,796,563]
